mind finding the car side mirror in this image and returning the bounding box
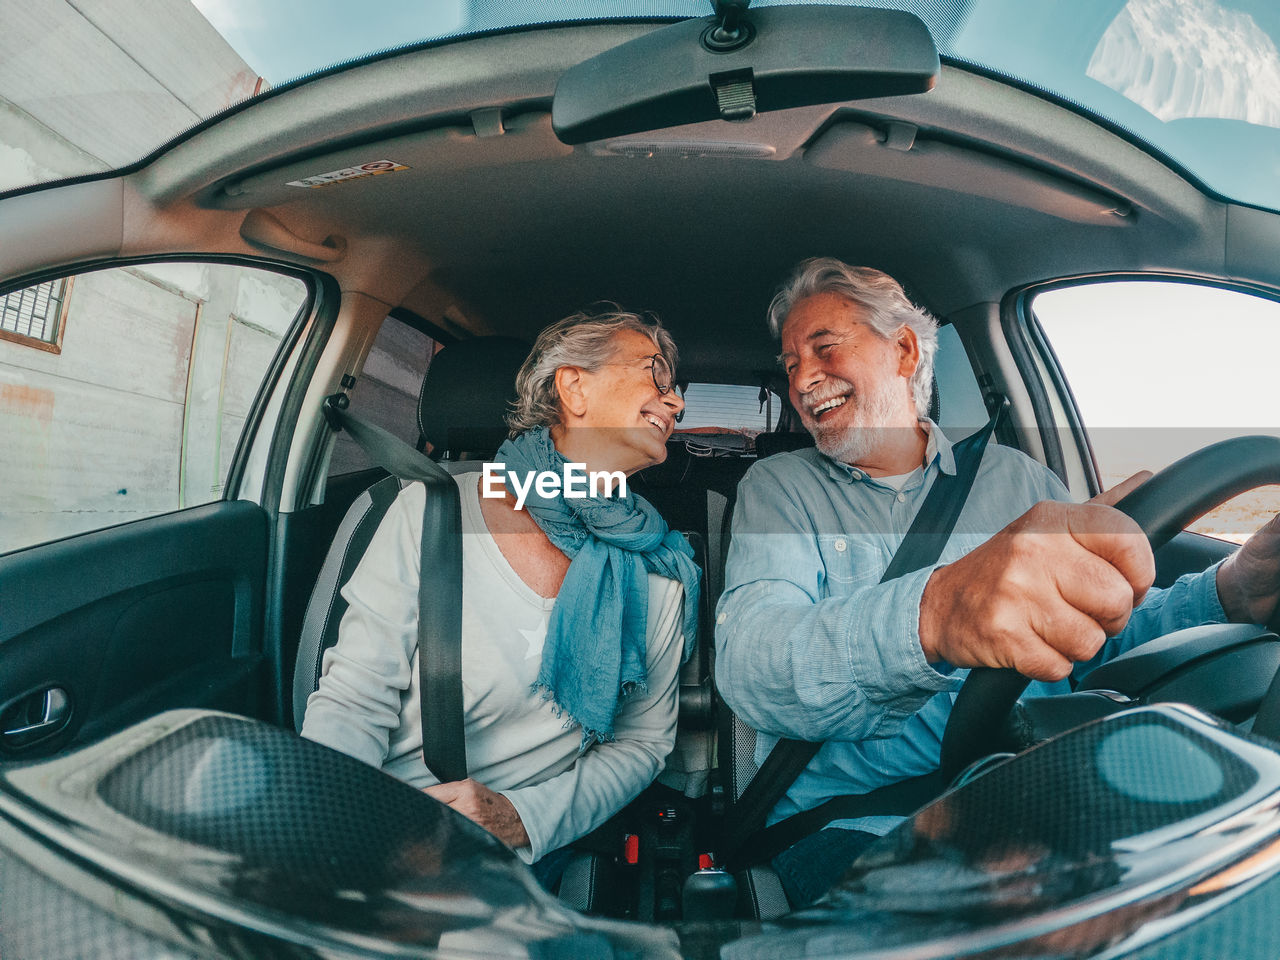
[551,5,939,145]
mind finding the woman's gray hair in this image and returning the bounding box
[767,258,939,419]
[507,306,678,435]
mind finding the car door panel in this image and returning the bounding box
[0,501,267,759]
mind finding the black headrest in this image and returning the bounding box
[755,431,815,459]
[417,336,530,458]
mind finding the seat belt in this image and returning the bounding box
[323,396,468,783]
[721,401,1006,870]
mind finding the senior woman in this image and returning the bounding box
[301,308,699,888]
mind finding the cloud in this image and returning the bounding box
[1088,0,1280,125]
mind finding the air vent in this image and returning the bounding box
[598,139,776,160]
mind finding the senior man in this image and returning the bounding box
[714,256,1280,907]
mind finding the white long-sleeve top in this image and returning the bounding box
[302,474,685,862]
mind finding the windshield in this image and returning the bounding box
[4,0,1279,212]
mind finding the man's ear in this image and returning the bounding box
[895,325,921,379]
[554,366,589,419]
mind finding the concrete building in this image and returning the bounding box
[0,0,262,191]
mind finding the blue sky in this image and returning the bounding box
[191,0,468,83]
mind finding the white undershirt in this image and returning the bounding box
[873,471,914,492]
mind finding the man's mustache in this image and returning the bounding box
[800,378,856,416]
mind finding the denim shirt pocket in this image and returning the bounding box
[816,534,878,589]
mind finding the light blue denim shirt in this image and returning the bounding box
[715,422,1226,835]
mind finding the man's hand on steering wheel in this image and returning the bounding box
[1218,512,1280,625]
[918,472,1156,683]
[936,438,1280,779]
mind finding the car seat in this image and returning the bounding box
[292,335,530,734]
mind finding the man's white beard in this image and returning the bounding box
[803,375,907,467]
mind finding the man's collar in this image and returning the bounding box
[928,419,957,476]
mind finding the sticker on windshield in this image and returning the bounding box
[286,160,409,188]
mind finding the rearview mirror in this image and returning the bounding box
[552,5,939,145]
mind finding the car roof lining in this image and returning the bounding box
[5,22,1277,384]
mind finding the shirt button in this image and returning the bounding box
[834,538,847,552]
[896,492,906,503]
[716,612,727,625]
[850,470,862,480]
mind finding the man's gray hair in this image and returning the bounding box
[507,306,678,436]
[767,258,939,419]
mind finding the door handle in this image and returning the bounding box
[1,687,71,749]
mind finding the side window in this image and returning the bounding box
[1033,280,1280,543]
[327,312,440,477]
[0,262,309,554]
[677,384,782,432]
[673,383,783,456]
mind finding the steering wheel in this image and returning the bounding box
[937,435,1280,782]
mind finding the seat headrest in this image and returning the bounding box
[754,431,815,459]
[418,336,530,458]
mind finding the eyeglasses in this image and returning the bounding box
[645,354,686,422]
[604,353,679,395]
[646,353,678,395]
[603,353,684,423]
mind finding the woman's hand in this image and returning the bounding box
[424,778,530,848]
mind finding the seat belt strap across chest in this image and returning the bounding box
[323,396,468,784]
[722,401,1006,869]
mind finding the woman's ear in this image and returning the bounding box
[554,366,589,419]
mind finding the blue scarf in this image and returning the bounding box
[494,428,701,746]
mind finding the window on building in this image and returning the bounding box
[0,277,72,352]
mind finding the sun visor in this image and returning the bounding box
[205,111,572,211]
[552,6,938,145]
[807,120,1135,225]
